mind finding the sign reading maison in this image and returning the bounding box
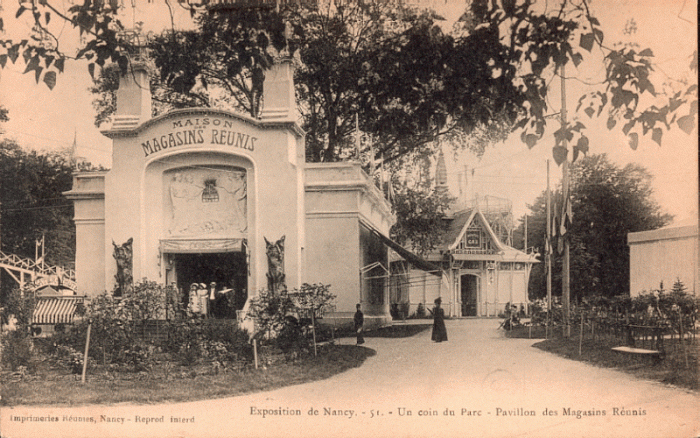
[141,117,258,157]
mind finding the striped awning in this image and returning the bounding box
[32,297,84,325]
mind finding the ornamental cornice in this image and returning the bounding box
[100,108,304,138]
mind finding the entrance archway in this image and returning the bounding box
[460,274,478,316]
[173,252,247,318]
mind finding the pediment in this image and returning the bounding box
[448,210,504,254]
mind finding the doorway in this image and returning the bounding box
[460,274,478,317]
[173,252,247,318]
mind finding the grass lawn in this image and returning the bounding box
[1,324,430,407]
[505,325,699,391]
[1,343,375,406]
[363,323,432,338]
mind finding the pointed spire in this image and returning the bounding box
[70,129,77,170]
[435,148,448,190]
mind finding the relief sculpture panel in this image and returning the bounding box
[165,166,247,238]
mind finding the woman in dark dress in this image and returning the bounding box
[431,297,448,342]
[354,303,365,345]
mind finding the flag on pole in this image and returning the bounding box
[551,190,561,253]
[558,167,572,252]
[552,186,572,254]
[35,235,45,266]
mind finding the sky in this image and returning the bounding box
[441,0,698,224]
[0,0,697,225]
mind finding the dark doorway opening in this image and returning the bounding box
[173,252,247,318]
[461,274,478,317]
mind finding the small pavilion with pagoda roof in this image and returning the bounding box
[390,151,538,318]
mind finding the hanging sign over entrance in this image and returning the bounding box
[160,238,245,253]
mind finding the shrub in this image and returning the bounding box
[275,316,308,359]
[122,343,155,372]
[160,318,252,366]
[247,288,296,336]
[1,287,37,372]
[54,345,84,374]
[248,284,334,333]
[51,280,257,370]
[313,323,336,343]
[247,284,335,360]
[161,318,201,364]
[2,330,35,372]
[200,320,252,363]
[52,281,178,367]
[177,342,202,367]
[553,282,699,336]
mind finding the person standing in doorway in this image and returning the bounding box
[208,282,218,318]
[354,303,365,346]
[431,297,448,342]
[197,283,209,318]
[188,284,199,314]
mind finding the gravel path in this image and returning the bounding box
[2,318,698,438]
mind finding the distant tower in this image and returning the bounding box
[435,149,448,194]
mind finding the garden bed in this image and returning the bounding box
[1,322,425,407]
[1,343,375,406]
[531,331,698,391]
[503,324,548,339]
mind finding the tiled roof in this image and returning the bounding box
[441,209,473,248]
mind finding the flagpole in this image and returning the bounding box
[560,64,571,338]
[380,153,385,195]
[355,113,361,161]
[369,138,375,178]
[546,159,552,314]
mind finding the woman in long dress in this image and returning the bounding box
[188,283,201,315]
[431,297,448,342]
[354,303,365,346]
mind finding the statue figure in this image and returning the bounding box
[113,238,133,297]
[265,236,285,292]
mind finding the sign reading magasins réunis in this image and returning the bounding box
[141,117,258,157]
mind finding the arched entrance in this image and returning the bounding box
[171,251,247,317]
[156,161,251,318]
[460,274,478,316]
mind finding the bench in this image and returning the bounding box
[611,346,662,356]
[611,324,666,363]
